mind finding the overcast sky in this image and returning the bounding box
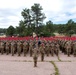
[0,0,76,28]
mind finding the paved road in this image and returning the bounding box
[0,53,76,75]
[0,53,58,62]
[0,61,55,75]
[0,54,56,75]
[59,52,76,62]
[55,62,76,75]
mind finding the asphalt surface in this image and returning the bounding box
[0,53,75,75]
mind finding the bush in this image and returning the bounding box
[39,31,55,37]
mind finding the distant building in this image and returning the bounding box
[0,33,6,37]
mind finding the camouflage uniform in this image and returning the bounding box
[5,41,10,55]
[55,43,60,56]
[23,41,28,56]
[45,42,50,56]
[14,41,18,54]
[39,43,45,61]
[17,41,22,56]
[62,40,67,54]
[33,44,39,67]
[50,42,55,56]
[65,41,71,56]
[0,41,4,54]
[73,42,76,57]
[11,41,15,56]
[9,41,11,53]
[29,41,33,57]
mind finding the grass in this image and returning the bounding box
[57,55,72,62]
[50,61,59,75]
[57,56,62,61]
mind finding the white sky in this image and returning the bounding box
[0,0,76,28]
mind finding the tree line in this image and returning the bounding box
[0,3,76,37]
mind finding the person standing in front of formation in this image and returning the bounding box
[33,42,39,67]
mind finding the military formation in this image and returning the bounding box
[0,38,76,67]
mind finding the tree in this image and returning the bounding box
[66,19,74,31]
[21,8,33,28]
[6,25,15,36]
[46,20,54,33]
[68,30,75,37]
[17,3,46,36]
[58,24,66,34]
[65,19,75,36]
[0,28,6,34]
[31,3,46,34]
[16,20,27,36]
[67,19,74,25]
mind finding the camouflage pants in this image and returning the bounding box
[41,53,44,61]
[17,48,21,56]
[23,48,27,56]
[11,48,15,56]
[51,49,54,56]
[55,49,59,56]
[33,56,38,67]
[66,48,71,56]
[6,48,9,55]
[73,49,76,56]
[0,48,4,54]
[29,48,33,57]
[46,47,50,56]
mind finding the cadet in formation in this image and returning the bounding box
[17,41,22,56]
[11,41,15,56]
[23,41,28,56]
[39,42,45,61]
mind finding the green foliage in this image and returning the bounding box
[16,3,46,36]
[50,61,59,75]
[5,3,76,37]
[0,28,6,34]
[6,18,76,37]
[46,20,54,33]
[40,31,51,37]
[65,19,75,36]
[31,3,46,34]
[39,31,55,37]
[21,8,33,28]
[57,24,66,34]
[67,30,75,37]
[6,25,15,36]
[57,56,61,61]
